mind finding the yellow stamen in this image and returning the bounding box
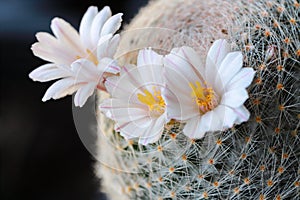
[137,87,165,117]
[76,49,99,65]
[86,49,99,65]
[189,81,217,113]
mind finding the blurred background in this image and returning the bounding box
[0,0,148,199]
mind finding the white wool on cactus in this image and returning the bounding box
[29,6,122,106]
[164,39,255,139]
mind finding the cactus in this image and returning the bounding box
[95,0,299,199]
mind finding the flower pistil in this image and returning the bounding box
[137,87,166,117]
[189,81,218,114]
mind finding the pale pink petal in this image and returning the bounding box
[118,117,152,140]
[105,34,120,58]
[29,64,72,82]
[138,115,167,145]
[105,64,151,100]
[90,6,112,45]
[163,84,198,121]
[35,32,58,48]
[180,46,205,76]
[137,48,163,67]
[136,49,164,86]
[100,99,147,122]
[183,107,221,139]
[98,57,120,74]
[79,6,98,49]
[51,18,83,54]
[31,42,75,65]
[32,32,80,65]
[96,34,113,59]
[104,71,139,100]
[225,68,255,91]
[221,88,249,108]
[53,84,82,100]
[100,98,145,115]
[71,59,102,83]
[137,65,164,90]
[74,82,97,107]
[164,47,200,84]
[205,39,230,92]
[206,39,231,69]
[183,116,207,139]
[214,105,238,129]
[42,78,76,101]
[164,61,199,120]
[100,13,123,36]
[214,52,243,93]
[232,105,250,124]
[183,105,240,139]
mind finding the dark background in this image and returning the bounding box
[0,0,148,199]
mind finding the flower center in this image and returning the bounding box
[189,81,218,114]
[137,87,166,118]
[76,49,99,65]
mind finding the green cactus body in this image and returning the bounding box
[95,0,300,199]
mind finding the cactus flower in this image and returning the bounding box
[29,6,123,106]
[164,39,255,139]
[100,49,170,145]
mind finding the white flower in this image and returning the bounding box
[38,58,119,107]
[29,6,123,106]
[100,49,170,145]
[164,39,255,139]
[31,6,122,66]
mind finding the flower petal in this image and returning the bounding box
[183,104,238,139]
[215,51,243,93]
[180,46,205,75]
[226,67,255,91]
[163,79,199,121]
[137,48,163,67]
[96,34,113,59]
[164,47,202,84]
[118,116,152,140]
[232,105,250,124]
[42,78,77,101]
[74,82,97,107]
[136,49,164,86]
[104,67,140,99]
[29,64,72,82]
[71,59,102,83]
[206,39,231,69]
[31,42,76,65]
[98,57,120,74]
[101,13,123,37]
[79,6,98,49]
[100,98,147,122]
[221,88,249,108]
[183,116,207,139]
[164,57,199,120]
[96,34,120,61]
[51,18,83,53]
[90,6,112,45]
[138,115,167,145]
[214,105,237,129]
[106,34,120,58]
[205,39,230,92]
